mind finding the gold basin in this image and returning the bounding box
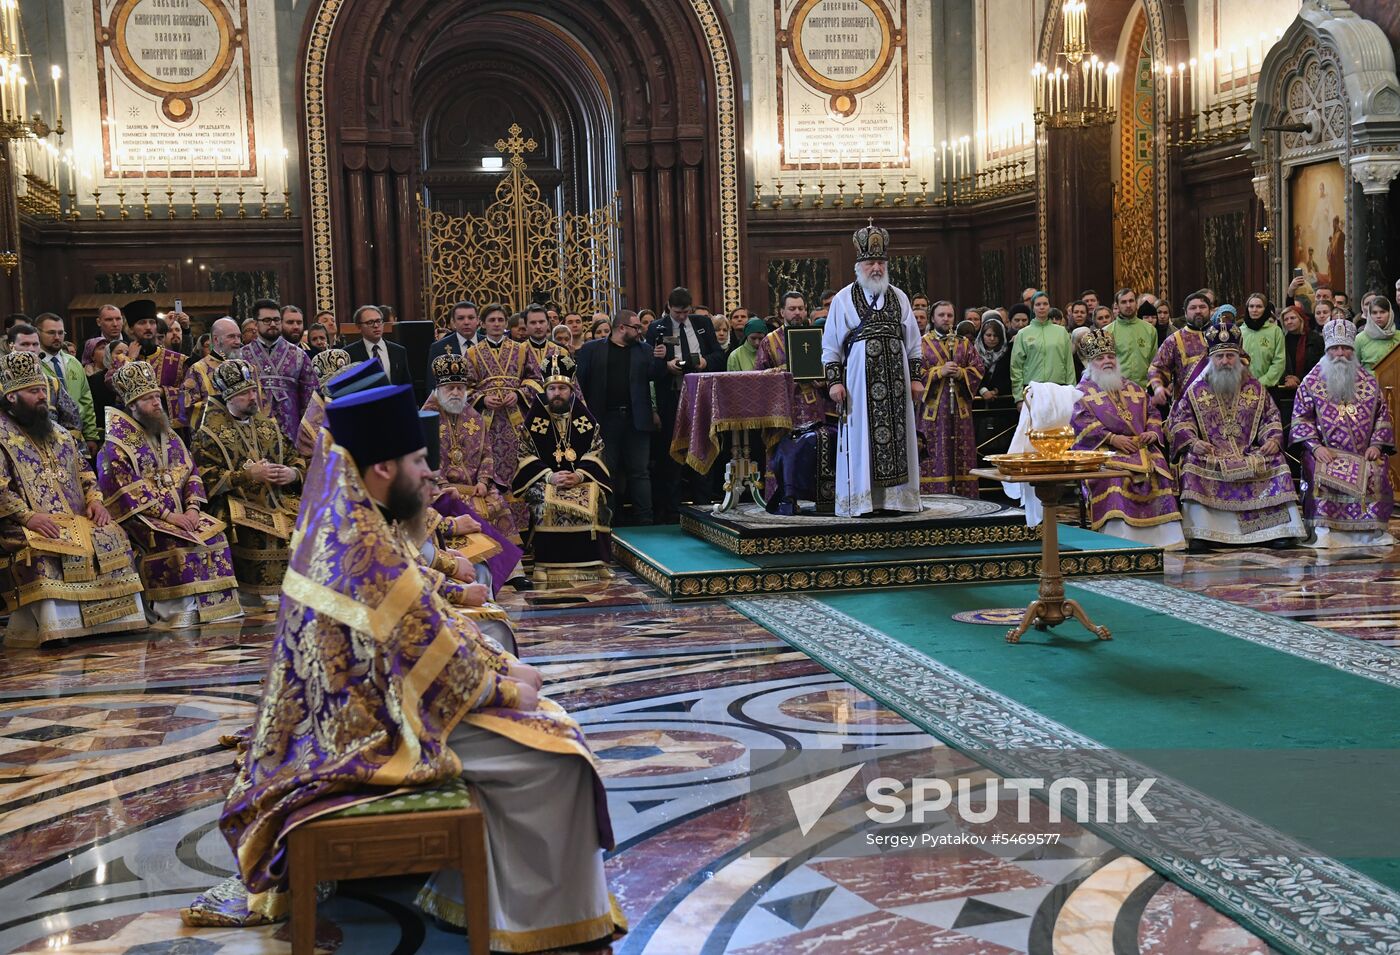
[1027,426,1075,458]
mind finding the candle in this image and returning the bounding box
[1165,65,1173,119]
[1177,62,1186,118]
[50,65,61,127]
[17,75,25,119]
[1190,58,1198,117]
[281,147,289,195]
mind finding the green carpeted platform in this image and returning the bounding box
[730,585,1400,955]
[613,522,1162,599]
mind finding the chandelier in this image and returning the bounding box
[0,0,64,276]
[1033,0,1118,130]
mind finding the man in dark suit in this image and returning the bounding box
[425,300,481,391]
[645,286,725,520]
[344,305,410,385]
[576,308,660,525]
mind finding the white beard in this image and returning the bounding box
[1205,361,1244,403]
[1320,354,1358,404]
[1088,365,1123,392]
[854,264,890,300]
[437,392,467,416]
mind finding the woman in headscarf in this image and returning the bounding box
[975,316,1012,402]
[82,336,119,427]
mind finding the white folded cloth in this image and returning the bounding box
[1002,381,1083,526]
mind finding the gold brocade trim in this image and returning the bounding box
[1087,484,1178,506]
[532,562,613,586]
[370,623,462,785]
[1088,508,1183,529]
[282,564,424,643]
[676,514,1041,556]
[458,604,509,623]
[1179,488,1300,512]
[3,572,144,612]
[461,709,600,769]
[415,887,626,954]
[142,575,240,603]
[613,541,1164,600]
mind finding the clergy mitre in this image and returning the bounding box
[852,220,890,262]
[1205,323,1243,355]
[541,353,576,387]
[0,350,46,395]
[213,358,259,400]
[1077,327,1116,363]
[113,360,162,405]
[312,348,352,385]
[1324,318,1357,350]
[432,353,471,385]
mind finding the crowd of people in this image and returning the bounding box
[0,255,1395,950]
[2,269,1396,647]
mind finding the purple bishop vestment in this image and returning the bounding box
[1072,380,1181,530]
[109,345,187,417]
[0,411,145,639]
[423,394,522,545]
[1168,374,1299,535]
[96,408,240,619]
[1289,363,1396,532]
[183,432,613,935]
[1148,328,1208,406]
[918,333,984,498]
[463,339,541,533]
[239,336,319,442]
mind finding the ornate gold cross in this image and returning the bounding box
[495,124,538,169]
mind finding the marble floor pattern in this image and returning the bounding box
[10,527,1394,953]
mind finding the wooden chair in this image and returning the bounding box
[287,777,489,955]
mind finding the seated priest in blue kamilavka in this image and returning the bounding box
[1070,328,1185,550]
[512,354,613,585]
[1288,318,1397,548]
[182,383,624,951]
[0,351,147,647]
[1167,324,1306,550]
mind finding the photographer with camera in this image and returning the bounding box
[646,286,725,521]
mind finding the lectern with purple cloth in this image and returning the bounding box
[669,370,794,510]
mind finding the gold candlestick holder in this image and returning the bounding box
[166,188,176,219]
[853,179,865,208]
[259,188,270,219]
[915,179,928,207]
[751,179,762,210]
[236,186,247,219]
[68,190,78,220]
[792,179,805,209]
[833,179,846,208]
[91,190,104,220]
[771,180,783,211]
[212,187,224,219]
[895,177,909,207]
[874,177,887,207]
[189,188,200,220]
[282,189,292,218]
[116,189,129,220]
[141,187,152,220]
[814,181,826,209]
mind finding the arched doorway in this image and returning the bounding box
[297,0,742,324]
